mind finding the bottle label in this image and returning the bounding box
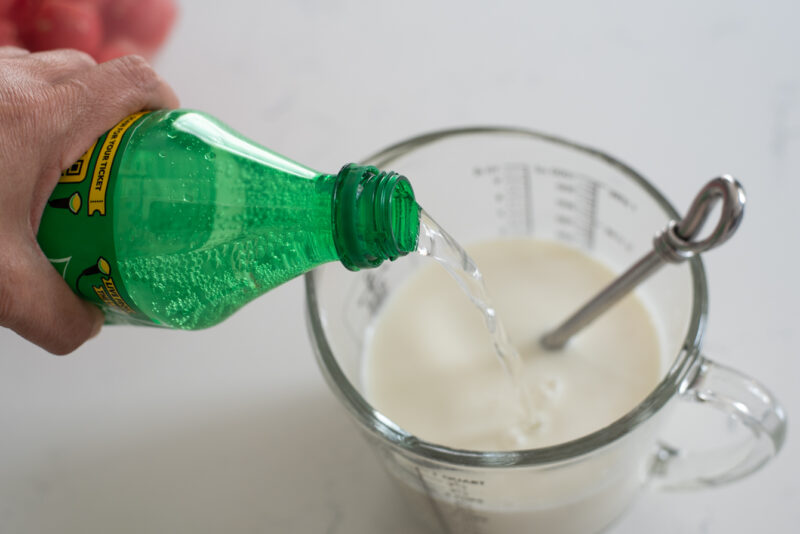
[37,112,155,325]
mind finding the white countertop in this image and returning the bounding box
[1,1,798,532]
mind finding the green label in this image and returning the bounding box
[37,112,153,323]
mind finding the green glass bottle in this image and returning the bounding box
[37,110,420,328]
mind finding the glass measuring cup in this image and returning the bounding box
[304,128,786,534]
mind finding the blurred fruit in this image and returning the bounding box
[0,17,21,46]
[8,1,42,27]
[5,0,176,61]
[105,0,176,54]
[23,1,102,56]
[0,0,16,16]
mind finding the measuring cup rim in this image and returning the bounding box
[305,125,709,468]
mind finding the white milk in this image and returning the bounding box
[364,238,662,451]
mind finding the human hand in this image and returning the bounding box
[0,46,178,354]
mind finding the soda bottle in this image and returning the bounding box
[37,110,420,329]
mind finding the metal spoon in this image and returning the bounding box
[540,175,746,351]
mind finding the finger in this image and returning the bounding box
[92,54,181,110]
[56,54,179,169]
[0,46,30,59]
[0,235,103,355]
[27,48,97,82]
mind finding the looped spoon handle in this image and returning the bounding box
[540,175,746,351]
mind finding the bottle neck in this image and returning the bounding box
[332,164,420,270]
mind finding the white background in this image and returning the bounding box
[1,0,798,532]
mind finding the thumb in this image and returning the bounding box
[1,237,104,355]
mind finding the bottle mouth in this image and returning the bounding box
[333,164,420,271]
[385,176,419,256]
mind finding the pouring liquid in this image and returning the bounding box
[415,210,544,442]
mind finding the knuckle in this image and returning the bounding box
[0,46,29,58]
[37,48,97,67]
[26,49,84,76]
[62,49,97,68]
[113,54,159,92]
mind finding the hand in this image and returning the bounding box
[0,46,179,354]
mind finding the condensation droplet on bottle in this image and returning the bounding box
[166,132,177,139]
[158,151,167,158]
[204,152,216,161]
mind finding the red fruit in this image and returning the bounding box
[70,0,109,8]
[25,1,103,56]
[0,0,16,16]
[0,17,22,46]
[8,0,42,26]
[105,0,176,52]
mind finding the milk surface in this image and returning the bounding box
[364,238,662,451]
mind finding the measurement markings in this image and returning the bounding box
[585,180,599,249]
[553,174,599,249]
[520,164,533,234]
[476,163,534,236]
[556,182,575,193]
[603,225,634,252]
[608,187,636,211]
[550,166,575,178]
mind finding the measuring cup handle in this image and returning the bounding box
[650,357,787,491]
